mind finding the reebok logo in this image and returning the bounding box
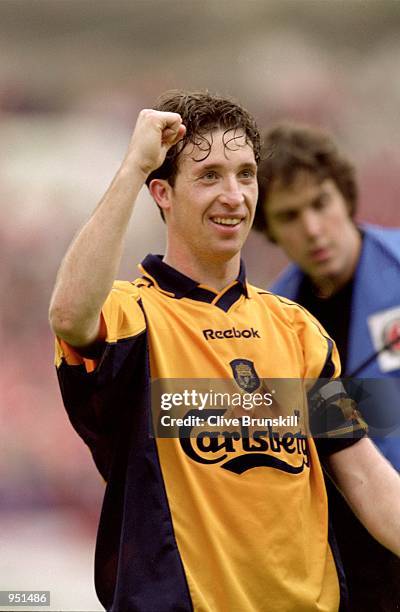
[203,327,261,340]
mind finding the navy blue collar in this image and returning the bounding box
[139,254,248,311]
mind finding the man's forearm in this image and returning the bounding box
[49,161,147,347]
[328,437,400,557]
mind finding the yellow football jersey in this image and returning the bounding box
[55,255,365,612]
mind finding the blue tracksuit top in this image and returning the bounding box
[271,224,400,469]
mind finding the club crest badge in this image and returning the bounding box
[230,359,260,393]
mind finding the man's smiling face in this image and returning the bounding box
[164,128,258,264]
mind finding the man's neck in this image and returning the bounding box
[310,276,351,299]
[163,248,241,292]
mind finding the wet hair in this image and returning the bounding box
[145,90,261,218]
[253,122,358,241]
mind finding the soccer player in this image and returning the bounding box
[50,92,400,612]
[254,122,400,610]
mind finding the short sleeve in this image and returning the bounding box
[290,304,341,379]
[54,280,148,479]
[55,281,146,373]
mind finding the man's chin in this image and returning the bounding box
[308,258,337,278]
[211,238,244,258]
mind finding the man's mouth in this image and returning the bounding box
[211,217,243,227]
[309,247,331,263]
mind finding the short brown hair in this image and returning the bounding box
[254,122,358,240]
[146,89,261,189]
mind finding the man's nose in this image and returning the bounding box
[301,210,321,238]
[219,177,244,206]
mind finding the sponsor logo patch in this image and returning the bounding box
[368,306,400,372]
[383,319,400,354]
[179,409,309,475]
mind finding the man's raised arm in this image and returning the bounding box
[49,110,185,348]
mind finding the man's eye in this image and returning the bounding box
[276,211,297,223]
[239,169,255,179]
[313,194,330,210]
[203,171,218,180]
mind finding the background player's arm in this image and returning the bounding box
[327,437,400,556]
[49,110,185,348]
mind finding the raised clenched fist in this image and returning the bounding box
[126,109,186,177]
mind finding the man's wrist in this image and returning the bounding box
[118,154,151,185]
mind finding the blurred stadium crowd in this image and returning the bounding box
[1,1,400,608]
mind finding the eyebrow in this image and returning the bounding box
[271,208,297,219]
[194,160,257,173]
[270,191,327,218]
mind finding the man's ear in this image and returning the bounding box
[149,179,172,214]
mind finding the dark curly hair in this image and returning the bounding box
[145,89,261,193]
[254,122,358,241]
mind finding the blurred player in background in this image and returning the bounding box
[50,92,400,612]
[255,122,400,610]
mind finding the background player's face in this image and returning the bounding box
[165,129,258,262]
[264,170,361,291]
